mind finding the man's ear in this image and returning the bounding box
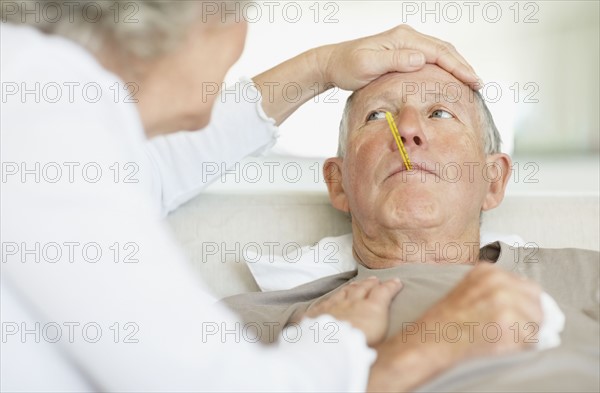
[482,153,512,211]
[323,158,350,213]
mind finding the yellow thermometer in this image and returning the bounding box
[385,111,412,171]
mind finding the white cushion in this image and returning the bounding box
[245,233,525,292]
[167,192,599,298]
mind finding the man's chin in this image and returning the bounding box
[380,206,444,231]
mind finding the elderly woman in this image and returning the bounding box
[1,1,480,391]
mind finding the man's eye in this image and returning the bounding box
[366,111,387,121]
[430,109,453,119]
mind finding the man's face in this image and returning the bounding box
[326,65,509,238]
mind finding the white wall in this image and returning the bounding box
[224,0,599,157]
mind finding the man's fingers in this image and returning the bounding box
[368,278,403,303]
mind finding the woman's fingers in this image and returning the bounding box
[345,276,380,301]
[387,25,481,87]
[369,48,426,74]
[344,277,404,303]
[303,276,404,346]
[320,23,481,92]
[368,278,404,304]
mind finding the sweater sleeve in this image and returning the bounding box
[145,78,280,216]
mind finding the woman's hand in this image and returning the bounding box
[301,276,403,347]
[367,263,543,392]
[254,24,480,125]
[412,262,543,360]
[316,24,481,91]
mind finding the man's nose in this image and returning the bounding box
[392,107,428,151]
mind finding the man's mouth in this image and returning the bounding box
[385,162,439,181]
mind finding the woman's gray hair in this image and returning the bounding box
[337,89,502,157]
[1,1,234,58]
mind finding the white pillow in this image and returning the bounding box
[244,233,524,292]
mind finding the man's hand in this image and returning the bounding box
[368,263,544,392]
[253,24,480,125]
[316,24,481,92]
[301,276,403,347]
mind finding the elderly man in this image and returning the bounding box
[223,65,600,392]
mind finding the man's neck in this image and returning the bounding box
[351,223,481,269]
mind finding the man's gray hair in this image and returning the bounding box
[1,1,240,58]
[337,89,502,157]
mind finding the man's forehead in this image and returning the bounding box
[353,65,472,107]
